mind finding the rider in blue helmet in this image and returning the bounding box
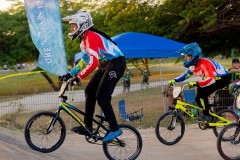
[168,42,230,122]
[180,42,203,68]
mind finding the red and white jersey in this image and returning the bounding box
[175,58,228,87]
[75,30,123,79]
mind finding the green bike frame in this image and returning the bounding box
[60,102,86,127]
[175,100,232,127]
[55,101,109,136]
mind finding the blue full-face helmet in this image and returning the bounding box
[178,42,203,68]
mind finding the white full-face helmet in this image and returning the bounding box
[62,11,93,40]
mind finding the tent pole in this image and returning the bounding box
[159,59,166,112]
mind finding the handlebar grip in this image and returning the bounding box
[58,82,68,97]
[73,81,77,85]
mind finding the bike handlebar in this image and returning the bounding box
[182,83,190,90]
[58,81,69,98]
[169,83,190,90]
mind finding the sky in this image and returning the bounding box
[0,0,25,10]
[0,0,12,10]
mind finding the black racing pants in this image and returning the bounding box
[195,75,230,116]
[142,76,149,83]
[84,56,126,131]
[124,79,130,88]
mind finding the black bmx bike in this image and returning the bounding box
[24,81,143,160]
[217,83,240,160]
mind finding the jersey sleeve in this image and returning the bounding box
[175,68,193,82]
[69,53,89,76]
[77,34,100,79]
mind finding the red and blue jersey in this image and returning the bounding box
[175,58,229,87]
[70,30,123,79]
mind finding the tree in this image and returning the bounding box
[154,0,240,57]
[0,1,37,67]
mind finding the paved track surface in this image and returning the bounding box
[0,124,223,160]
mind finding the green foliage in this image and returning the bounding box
[0,0,239,67]
[100,0,161,35]
[0,2,37,66]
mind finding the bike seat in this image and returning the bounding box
[95,115,106,121]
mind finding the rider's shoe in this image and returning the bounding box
[71,126,91,136]
[196,115,212,122]
[102,129,123,143]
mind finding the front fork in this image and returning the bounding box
[47,110,61,134]
[231,125,240,144]
[168,111,179,130]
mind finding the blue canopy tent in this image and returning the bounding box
[111,32,185,58]
[74,32,185,62]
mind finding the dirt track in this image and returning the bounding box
[0,124,223,160]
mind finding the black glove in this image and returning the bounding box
[69,77,80,86]
[60,73,72,82]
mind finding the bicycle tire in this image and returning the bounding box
[24,111,66,153]
[217,123,240,160]
[212,109,239,139]
[155,111,185,145]
[102,124,142,160]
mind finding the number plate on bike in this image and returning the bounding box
[173,86,181,98]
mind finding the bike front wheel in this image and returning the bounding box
[217,123,240,160]
[155,111,185,145]
[212,109,239,139]
[102,124,142,160]
[24,111,66,153]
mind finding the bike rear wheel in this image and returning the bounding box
[24,111,66,153]
[217,123,240,160]
[212,109,239,139]
[155,111,185,145]
[102,124,142,160]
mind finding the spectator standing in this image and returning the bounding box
[228,58,240,82]
[122,69,133,92]
[141,68,150,85]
